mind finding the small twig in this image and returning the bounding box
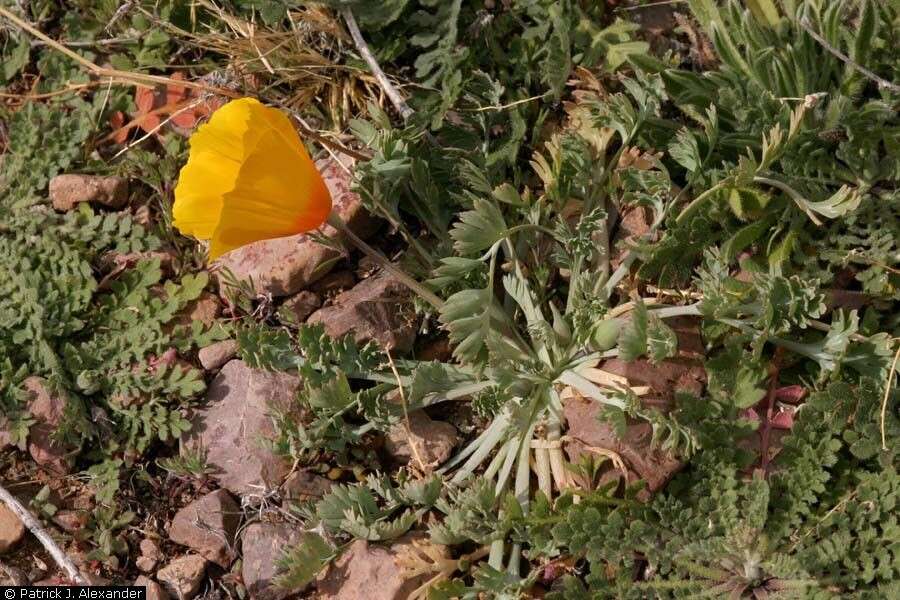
[0,483,88,585]
[340,7,414,121]
[0,82,98,101]
[326,213,444,309]
[798,17,900,94]
[881,340,900,451]
[386,349,428,474]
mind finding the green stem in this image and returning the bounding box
[327,212,444,310]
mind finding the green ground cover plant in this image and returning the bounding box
[1,0,897,597]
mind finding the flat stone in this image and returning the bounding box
[306,273,417,353]
[168,489,240,567]
[213,158,378,298]
[561,317,705,499]
[134,576,170,600]
[198,339,238,371]
[241,523,304,600]
[50,174,128,211]
[156,555,207,600]
[24,377,77,474]
[0,503,26,554]
[315,534,442,600]
[184,360,301,497]
[384,411,458,471]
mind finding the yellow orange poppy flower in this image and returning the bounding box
[173,97,332,260]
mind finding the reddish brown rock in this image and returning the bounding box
[610,204,654,271]
[213,158,378,298]
[156,555,207,600]
[52,509,89,534]
[279,291,321,324]
[168,489,240,567]
[0,503,26,554]
[241,523,304,600]
[599,316,705,405]
[314,535,440,600]
[136,539,163,573]
[564,396,684,498]
[384,411,458,470]
[307,273,417,353]
[563,317,705,499]
[282,470,334,501]
[198,340,238,371]
[184,360,301,497]
[50,174,129,211]
[134,576,170,600]
[24,377,77,474]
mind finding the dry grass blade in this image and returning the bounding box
[0,6,241,98]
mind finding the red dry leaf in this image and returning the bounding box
[775,384,807,404]
[108,111,129,144]
[105,72,225,144]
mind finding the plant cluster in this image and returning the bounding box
[2,0,898,596]
[258,0,899,596]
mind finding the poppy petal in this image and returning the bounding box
[173,98,259,239]
[208,126,331,259]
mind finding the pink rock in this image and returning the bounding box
[156,555,207,600]
[50,174,129,211]
[0,503,26,554]
[213,158,378,298]
[134,576,170,600]
[384,411,458,470]
[184,361,301,497]
[306,273,418,353]
[168,489,240,567]
[564,396,685,499]
[315,535,441,600]
[241,523,304,600]
[197,340,238,371]
[24,377,77,474]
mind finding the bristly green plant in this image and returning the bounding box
[269,0,899,595]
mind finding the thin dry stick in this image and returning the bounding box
[0,82,98,101]
[798,17,900,94]
[0,483,88,585]
[386,349,428,473]
[881,340,900,450]
[0,6,241,98]
[326,213,444,309]
[340,7,414,121]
